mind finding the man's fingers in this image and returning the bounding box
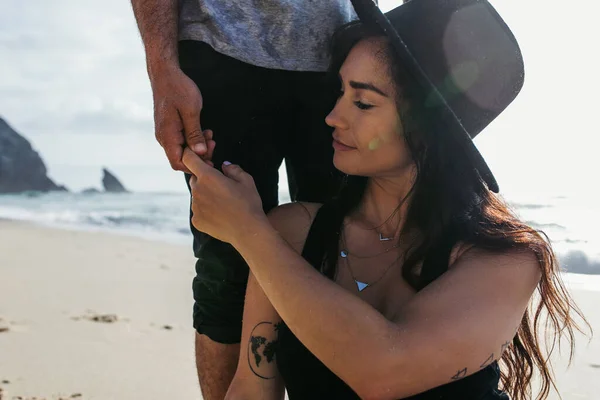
[155,109,184,145]
[163,144,192,173]
[156,115,188,171]
[186,129,207,155]
[206,139,216,162]
[181,109,206,155]
[182,147,212,177]
[201,129,215,162]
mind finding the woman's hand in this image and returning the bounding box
[182,147,268,245]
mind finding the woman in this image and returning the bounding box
[183,0,589,399]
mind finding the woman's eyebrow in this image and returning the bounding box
[349,80,389,97]
[339,74,389,97]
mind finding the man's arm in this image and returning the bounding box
[131,0,179,79]
[131,0,208,171]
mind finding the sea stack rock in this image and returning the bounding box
[0,116,67,193]
[102,168,128,193]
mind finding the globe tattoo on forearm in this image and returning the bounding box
[248,321,284,380]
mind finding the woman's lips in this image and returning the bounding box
[332,139,355,151]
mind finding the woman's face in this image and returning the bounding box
[326,38,414,178]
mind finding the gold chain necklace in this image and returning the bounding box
[340,230,400,259]
[346,209,401,242]
[343,251,401,292]
[340,229,401,292]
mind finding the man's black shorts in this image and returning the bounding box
[180,40,341,344]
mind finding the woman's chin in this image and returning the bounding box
[332,155,349,174]
[333,156,407,179]
[333,156,362,177]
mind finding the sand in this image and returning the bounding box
[0,220,598,399]
[0,221,199,400]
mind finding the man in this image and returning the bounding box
[131,1,356,398]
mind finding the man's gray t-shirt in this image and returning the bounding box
[178,0,357,72]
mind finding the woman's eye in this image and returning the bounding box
[355,101,374,110]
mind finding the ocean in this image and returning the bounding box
[0,186,598,278]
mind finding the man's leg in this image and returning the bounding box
[185,236,251,400]
[194,333,239,399]
[285,71,342,203]
[180,40,286,399]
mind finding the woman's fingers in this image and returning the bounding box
[222,162,254,187]
[182,147,212,178]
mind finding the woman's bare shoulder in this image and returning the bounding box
[267,202,323,254]
[449,242,541,288]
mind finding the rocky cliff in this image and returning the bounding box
[0,117,67,193]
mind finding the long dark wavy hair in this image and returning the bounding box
[321,21,591,400]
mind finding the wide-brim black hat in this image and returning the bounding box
[349,0,525,193]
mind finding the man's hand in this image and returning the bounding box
[131,0,206,171]
[151,65,210,173]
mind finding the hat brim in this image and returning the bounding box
[350,0,499,193]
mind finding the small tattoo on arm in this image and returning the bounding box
[247,321,281,380]
[451,368,467,381]
[451,339,512,382]
[480,353,494,369]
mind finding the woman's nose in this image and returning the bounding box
[325,101,349,130]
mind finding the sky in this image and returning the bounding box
[0,0,599,196]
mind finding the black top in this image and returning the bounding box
[276,203,509,399]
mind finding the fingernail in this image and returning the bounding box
[223,161,232,166]
[193,143,206,153]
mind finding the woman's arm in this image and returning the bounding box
[235,206,541,400]
[225,272,285,400]
[225,202,320,400]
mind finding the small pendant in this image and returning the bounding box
[340,250,348,258]
[379,233,393,241]
[355,281,369,292]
